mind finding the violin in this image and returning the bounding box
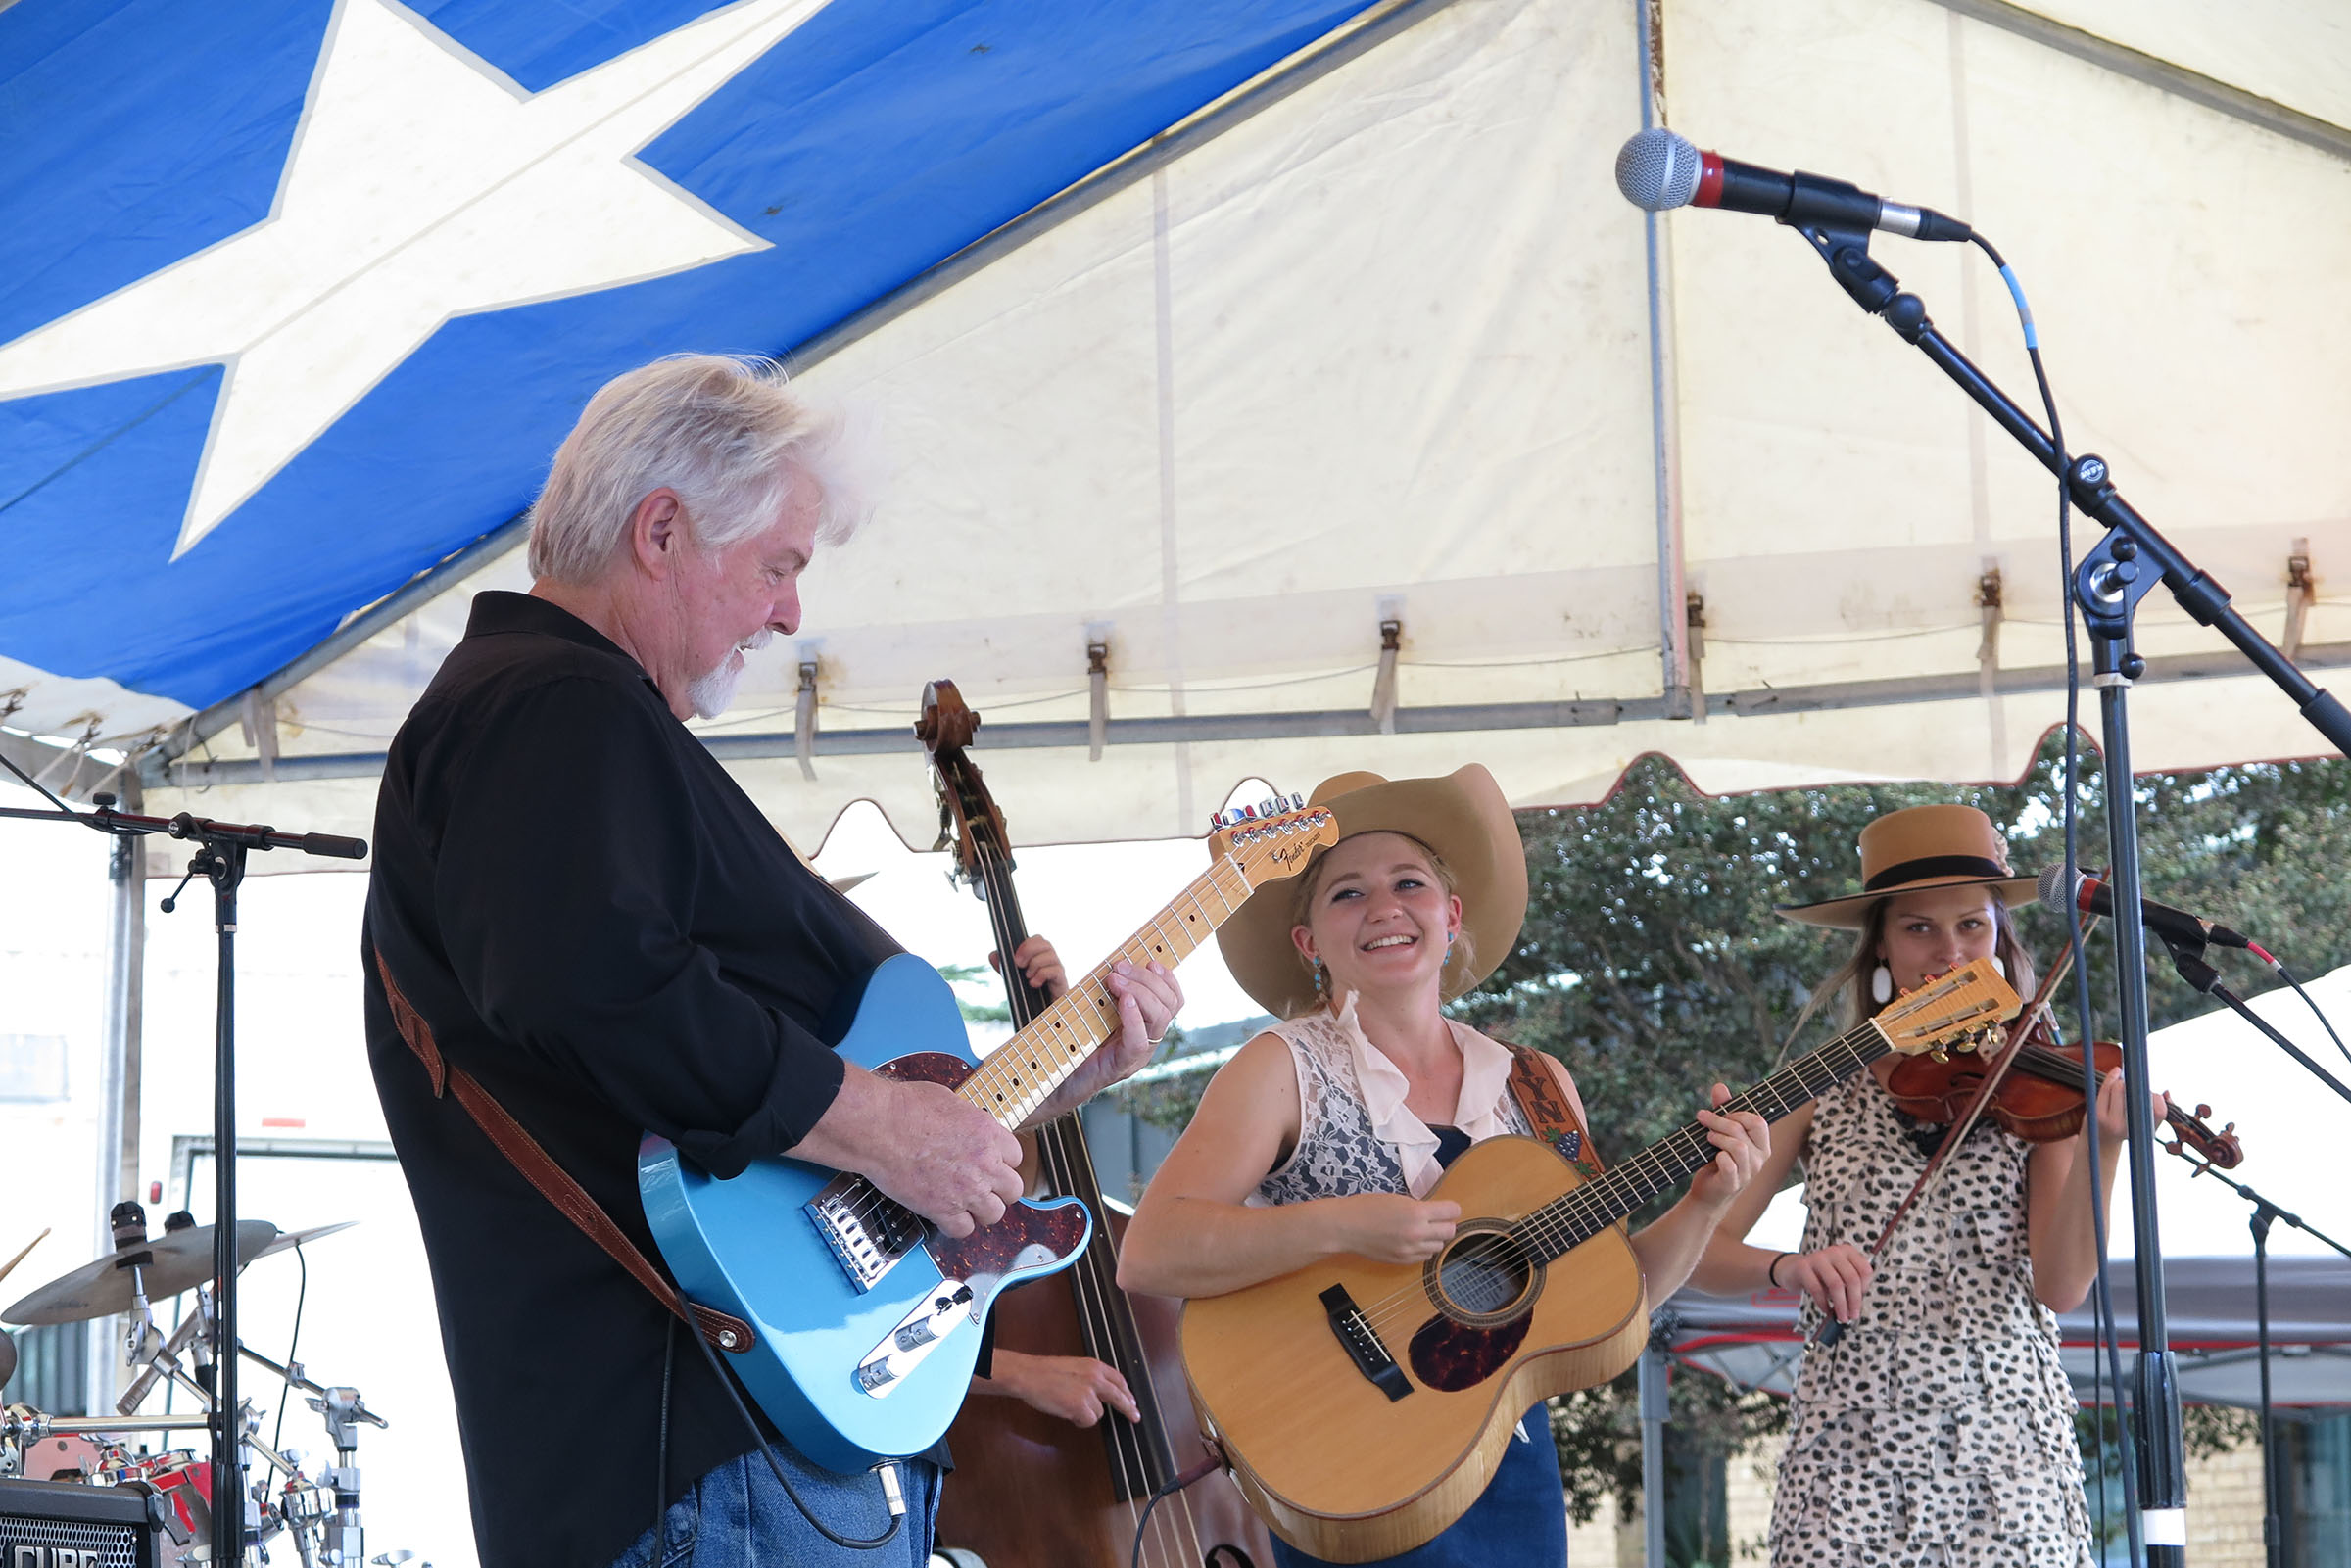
[1884,994,2244,1166]
[919,680,1271,1568]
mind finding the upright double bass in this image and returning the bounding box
[919,681,1270,1568]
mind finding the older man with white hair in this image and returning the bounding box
[362,356,1177,1568]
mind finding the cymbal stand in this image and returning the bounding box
[236,1344,386,1568]
[306,1383,384,1568]
[0,758,366,1568]
[120,1280,218,1416]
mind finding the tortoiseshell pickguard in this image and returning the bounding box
[1407,1310,1533,1393]
[928,1200,1090,1283]
[872,1051,973,1089]
[870,1050,1088,1282]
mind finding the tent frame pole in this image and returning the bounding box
[1632,0,1690,719]
[1769,216,2351,1566]
[90,779,147,1418]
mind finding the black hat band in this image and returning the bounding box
[1862,853,2011,892]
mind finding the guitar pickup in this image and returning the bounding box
[806,1174,924,1292]
[1320,1283,1411,1402]
[854,1283,975,1397]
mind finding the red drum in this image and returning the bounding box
[121,1449,214,1558]
[20,1433,119,1480]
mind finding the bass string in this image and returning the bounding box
[940,779,1197,1561]
[952,814,1170,1525]
[1025,1011,1213,1560]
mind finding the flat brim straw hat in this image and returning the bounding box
[1216,764,1528,1019]
[1776,803,2039,929]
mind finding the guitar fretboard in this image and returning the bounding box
[958,857,1257,1127]
[1510,1019,1895,1262]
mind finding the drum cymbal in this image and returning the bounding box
[255,1221,357,1259]
[2,1222,278,1327]
[0,1329,16,1390]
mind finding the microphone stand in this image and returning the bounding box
[0,767,365,1567]
[1776,219,2351,1567]
[2169,1149,2351,1568]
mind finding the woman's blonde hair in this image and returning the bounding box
[1288,832,1477,1013]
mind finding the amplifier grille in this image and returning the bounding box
[0,1513,142,1567]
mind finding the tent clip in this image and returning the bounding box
[1369,610,1404,736]
[1682,592,1707,725]
[1086,639,1111,761]
[2285,539,2313,659]
[794,655,821,782]
[1977,562,2005,685]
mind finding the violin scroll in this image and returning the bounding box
[2162,1103,2245,1170]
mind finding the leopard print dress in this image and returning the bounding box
[1770,1073,2094,1568]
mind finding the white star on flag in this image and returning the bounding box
[0,0,822,558]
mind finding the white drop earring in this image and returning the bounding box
[1992,953,2007,978]
[1870,963,1894,1005]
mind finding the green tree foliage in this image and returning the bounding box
[1458,736,2351,1172]
[1449,736,2351,1522]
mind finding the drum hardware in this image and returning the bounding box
[1,1212,410,1567]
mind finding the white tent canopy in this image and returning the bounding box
[5,0,2338,851]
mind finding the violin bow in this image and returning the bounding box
[1812,916,2093,1344]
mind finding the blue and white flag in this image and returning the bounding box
[0,0,1371,737]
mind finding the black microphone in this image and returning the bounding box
[2037,865,2251,951]
[1613,126,1973,242]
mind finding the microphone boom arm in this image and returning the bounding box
[1783,224,2351,756]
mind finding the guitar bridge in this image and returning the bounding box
[805,1174,925,1292]
[1320,1283,1411,1402]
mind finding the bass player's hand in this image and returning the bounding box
[1336,1193,1461,1263]
[976,1350,1140,1428]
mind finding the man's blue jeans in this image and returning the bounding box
[610,1449,942,1568]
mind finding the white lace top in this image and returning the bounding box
[1252,996,1541,1204]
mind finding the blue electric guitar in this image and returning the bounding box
[639,797,1339,1472]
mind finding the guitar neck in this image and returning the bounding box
[958,856,1254,1129]
[1516,1019,1895,1262]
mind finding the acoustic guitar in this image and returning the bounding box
[920,680,1272,1567]
[1179,958,2020,1562]
[637,793,1336,1473]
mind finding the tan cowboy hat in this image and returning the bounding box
[1216,764,1528,1019]
[1776,803,2039,929]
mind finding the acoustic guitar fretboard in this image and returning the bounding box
[1511,1020,1896,1262]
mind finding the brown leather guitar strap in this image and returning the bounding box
[370,947,757,1354]
[1504,1046,1603,1177]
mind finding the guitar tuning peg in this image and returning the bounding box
[1930,1047,1950,1064]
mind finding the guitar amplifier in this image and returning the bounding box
[0,1477,157,1568]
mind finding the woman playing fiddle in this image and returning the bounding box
[1120,766,1770,1567]
[1690,804,2167,1567]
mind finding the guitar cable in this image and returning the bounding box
[1982,225,2148,1568]
[1131,1456,1222,1568]
[685,1313,908,1550]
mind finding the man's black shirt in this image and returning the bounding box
[362,591,892,1568]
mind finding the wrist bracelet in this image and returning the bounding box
[1768,1251,1791,1289]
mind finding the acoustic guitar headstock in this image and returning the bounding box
[1873,956,2024,1059]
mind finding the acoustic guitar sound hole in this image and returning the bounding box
[1424,1225,1539,1326]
